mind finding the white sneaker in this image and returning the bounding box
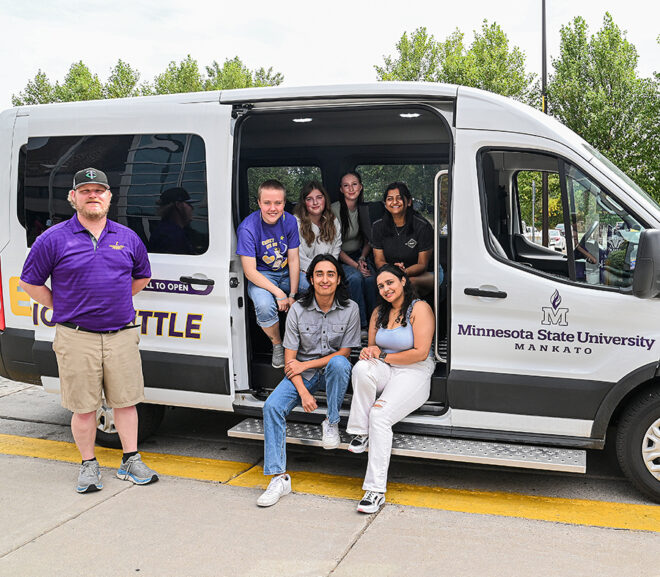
[321,419,340,449]
[357,490,385,514]
[348,434,369,454]
[257,474,291,507]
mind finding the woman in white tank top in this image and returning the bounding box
[346,264,435,514]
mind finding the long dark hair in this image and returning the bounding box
[381,181,416,237]
[294,181,337,245]
[298,254,351,308]
[338,171,364,240]
[375,264,418,329]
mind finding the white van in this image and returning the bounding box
[1,83,659,501]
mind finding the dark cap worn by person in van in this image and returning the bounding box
[158,187,197,206]
[73,168,110,190]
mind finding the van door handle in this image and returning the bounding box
[464,287,507,299]
[180,276,215,286]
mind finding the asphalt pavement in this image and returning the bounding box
[2,377,660,577]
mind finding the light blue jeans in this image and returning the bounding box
[246,269,290,328]
[263,355,352,475]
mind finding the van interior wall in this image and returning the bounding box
[235,106,451,395]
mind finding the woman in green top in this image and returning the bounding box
[331,171,376,335]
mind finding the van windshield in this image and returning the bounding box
[585,144,660,212]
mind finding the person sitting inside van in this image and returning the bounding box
[371,182,439,296]
[149,187,197,254]
[257,254,360,507]
[294,181,342,293]
[236,179,300,368]
[331,171,376,339]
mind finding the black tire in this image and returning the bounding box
[615,387,660,503]
[95,403,166,449]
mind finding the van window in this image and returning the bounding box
[357,163,445,223]
[246,166,321,212]
[480,149,644,290]
[20,134,209,254]
[564,164,644,289]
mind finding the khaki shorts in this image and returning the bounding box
[53,324,145,414]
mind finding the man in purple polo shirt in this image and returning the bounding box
[19,167,159,493]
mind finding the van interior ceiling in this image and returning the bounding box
[233,104,452,407]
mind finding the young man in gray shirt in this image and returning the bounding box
[257,254,360,507]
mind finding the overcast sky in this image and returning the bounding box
[1,0,658,109]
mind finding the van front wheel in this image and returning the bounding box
[95,403,166,449]
[615,388,660,503]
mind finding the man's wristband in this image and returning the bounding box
[276,296,288,301]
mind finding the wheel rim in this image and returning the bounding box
[96,404,117,434]
[642,417,660,481]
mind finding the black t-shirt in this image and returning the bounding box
[371,214,434,268]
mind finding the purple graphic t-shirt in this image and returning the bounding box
[236,211,300,272]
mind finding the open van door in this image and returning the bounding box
[10,95,238,422]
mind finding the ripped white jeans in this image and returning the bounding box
[347,356,434,493]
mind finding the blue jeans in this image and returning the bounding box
[298,271,310,293]
[262,355,352,475]
[344,254,376,328]
[247,269,290,328]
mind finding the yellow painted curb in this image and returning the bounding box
[0,433,252,483]
[227,465,660,532]
[2,433,660,532]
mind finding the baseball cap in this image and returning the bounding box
[73,168,110,190]
[158,187,198,206]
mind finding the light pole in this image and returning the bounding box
[541,0,550,246]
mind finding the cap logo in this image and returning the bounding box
[85,170,97,179]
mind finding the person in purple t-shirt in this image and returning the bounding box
[236,179,300,368]
[19,167,159,494]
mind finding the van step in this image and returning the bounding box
[227,418,586,473]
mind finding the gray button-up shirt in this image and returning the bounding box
[283,298,361,380]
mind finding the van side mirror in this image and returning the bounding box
[633,230,660,298]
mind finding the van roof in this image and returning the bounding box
[13,81,591,164]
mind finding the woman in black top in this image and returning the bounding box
[371,182,440,296]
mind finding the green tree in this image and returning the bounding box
[53,61,104,102]
[548,13,659,201]
[12,70,55,106]
[205,57,283,90]
[151,55,204,95]
[376,22,535,102]
[104,60,142,99]
[13,56,284,105]
[374,27,442,82]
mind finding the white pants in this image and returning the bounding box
[347,357,434,493]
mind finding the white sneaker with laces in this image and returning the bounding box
[257,474,291,507]
[357,490,386,514]
[321,419,340,450]
[348,434,369,454]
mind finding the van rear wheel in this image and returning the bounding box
[615,388,660,503]
[95,403,166,449]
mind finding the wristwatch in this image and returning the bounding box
[378,350,388,362]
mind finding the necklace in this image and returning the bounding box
[394,224,405,236]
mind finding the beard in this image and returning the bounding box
[77,201,110,221]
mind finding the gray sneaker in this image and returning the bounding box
[272,344,285,368]
[116,453,159,485]
[77,460,103,493]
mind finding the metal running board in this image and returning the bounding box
[228,418,586,474]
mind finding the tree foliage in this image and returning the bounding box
[547,13,659,200]
[376,22,535,102]
[12,55,284,106]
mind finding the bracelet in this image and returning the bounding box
[358,256,366,262]
[276,296,288,301]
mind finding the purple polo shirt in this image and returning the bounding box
[20,213,151,331]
